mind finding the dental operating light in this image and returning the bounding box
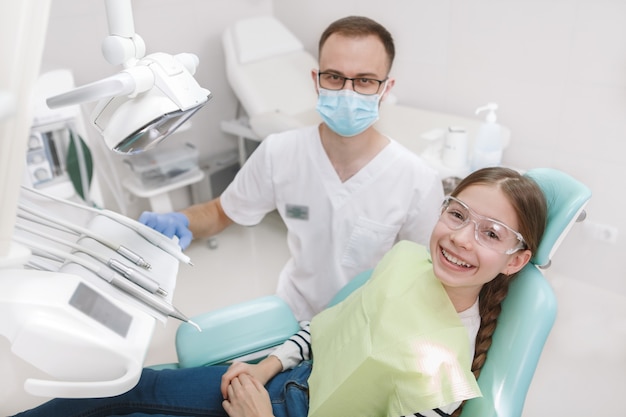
[46,0,212,154]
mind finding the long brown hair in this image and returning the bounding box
[449,167,547,416]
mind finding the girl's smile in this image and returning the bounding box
[440,247,474,269]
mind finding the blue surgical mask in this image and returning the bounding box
[316,88,383,137]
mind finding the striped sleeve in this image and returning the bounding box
[408,407,453,417]
[270,321,311,370]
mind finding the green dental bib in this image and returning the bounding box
[308,241,481,417]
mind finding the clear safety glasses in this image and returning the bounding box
[439,196,527,255]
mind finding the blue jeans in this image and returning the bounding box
[13,361,311,417]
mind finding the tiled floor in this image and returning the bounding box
[147,211,626,417]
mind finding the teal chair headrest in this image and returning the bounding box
[524,168,591,267]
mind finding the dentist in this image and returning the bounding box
[140,15,444,321]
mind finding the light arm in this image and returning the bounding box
[102,0,145,67]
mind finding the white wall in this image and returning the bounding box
[274,0,625,295]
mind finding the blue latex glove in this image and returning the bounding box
[139,211,193,250]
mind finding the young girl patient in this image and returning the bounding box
[14,167,547,417]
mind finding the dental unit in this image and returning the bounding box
[0,0,211,400]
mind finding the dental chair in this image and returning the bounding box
[220,15,320,166]
[164,167,591,417]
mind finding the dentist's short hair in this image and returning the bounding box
[318,16,395,73]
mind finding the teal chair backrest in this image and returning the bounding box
[460,262,554,416]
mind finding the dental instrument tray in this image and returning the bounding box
[124,142,199,188]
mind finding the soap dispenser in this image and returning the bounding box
[470,102,503,171]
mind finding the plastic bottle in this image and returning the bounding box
[442,126,468,170]
[470,102,503,171]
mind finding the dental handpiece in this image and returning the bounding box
[114,246,151,270]
[94,266,191,325]
[107,259,167,297]
[99,268,200,331]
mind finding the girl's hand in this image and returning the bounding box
[222,374,274,417]
[221,357,282,399]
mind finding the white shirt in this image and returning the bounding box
[220,125,443,320]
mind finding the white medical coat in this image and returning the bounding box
[220,125,443,320]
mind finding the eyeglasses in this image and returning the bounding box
[317,71,387,95]
[439,196,526,255]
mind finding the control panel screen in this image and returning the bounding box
[69,282,132,337]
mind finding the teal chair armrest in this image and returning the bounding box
[170,271,372,370]
[460,263,557,417]
[175,295,300,368]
